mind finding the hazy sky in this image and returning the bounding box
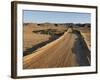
[23,10,91,23]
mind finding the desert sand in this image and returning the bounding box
[23,28,90,69]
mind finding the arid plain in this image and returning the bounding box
[23,23,91,69]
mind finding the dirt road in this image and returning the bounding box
[23,28,90,69]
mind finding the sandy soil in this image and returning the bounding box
[23,23,68,56]
[23,24,51,51]
[23,28,90,69]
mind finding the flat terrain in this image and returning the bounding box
[23,23,50,52]
[23,28,90,69]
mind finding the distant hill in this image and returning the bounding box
[23,22,91,28]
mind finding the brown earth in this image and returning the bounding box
[23,23,68,56]
[23,28,90,69]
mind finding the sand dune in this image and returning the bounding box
[23,28,90,69]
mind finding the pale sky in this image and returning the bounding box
[23,10,91,24]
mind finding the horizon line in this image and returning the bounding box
[23,22,91,24]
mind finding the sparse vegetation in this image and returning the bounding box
[32,29,65,36]
[23,23,90,56]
